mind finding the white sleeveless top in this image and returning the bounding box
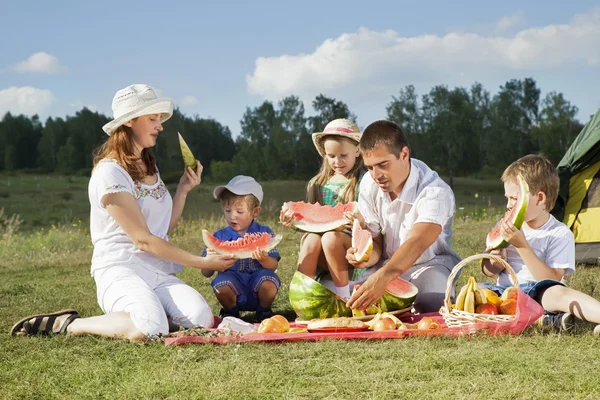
[88,159,182,275]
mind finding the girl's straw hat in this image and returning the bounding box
[311,118,362,156]
[102,84,173,135]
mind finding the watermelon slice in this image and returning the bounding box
[485,174,530,250]
[378,278,419,312]
[201,230,282,259]
[283,201,357,233]
[178,132,197,171]
[288,271,352,320]
[351,219,372,262]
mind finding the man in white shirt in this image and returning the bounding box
[347,120,461,313]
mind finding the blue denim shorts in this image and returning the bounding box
[211,269,280,311]
[480,279,566,315]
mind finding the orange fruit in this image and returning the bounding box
[475,303,498,315]
[499,298,517,315]
[270,315,290,333]
[417,317,442,330]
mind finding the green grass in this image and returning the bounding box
[1,176,600,399]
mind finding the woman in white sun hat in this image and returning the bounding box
[280,118,367,300]
[11,84,236,341]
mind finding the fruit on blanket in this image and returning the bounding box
[351,219,373,262]
[482,288,503,308]
[281,201,358,233]
[178,132,197,171]
[202,230,282,259]
[257,318,286,334]
[270,315,290,333]
[486,174,530,250]
[501,287,518,301]
[417,317,441,330]
[288,271,352,320]
[378,278,419,312]
[475,303,498,315]
[499,298,517,315]
[373,317,397,331]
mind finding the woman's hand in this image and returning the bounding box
[202,253,237,272]
[177,160,203,195]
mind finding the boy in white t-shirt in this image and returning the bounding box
[482,155,600,334]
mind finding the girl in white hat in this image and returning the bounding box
[11,84,235,341]
[280,118,366,300]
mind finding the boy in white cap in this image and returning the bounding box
[201,175,281,321]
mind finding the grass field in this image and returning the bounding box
[1,174,600,399]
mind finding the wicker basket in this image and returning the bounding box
[439,253,517,328]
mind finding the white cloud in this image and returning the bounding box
[247,7,600,102]
[181,95,198,106]
[495,11,525,33]
[0,86,55,116]
[12,52,64,74]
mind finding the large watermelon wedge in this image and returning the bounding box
[485,174,530,250]
[178,132,197,171]
[288,271,352,320]
[202,230,282,259]
[283,201,357,233]
[378,277,419,312]
[352,219,372,262]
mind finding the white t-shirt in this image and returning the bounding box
[358,158,461,270]
[88,159,181,275]
[498,214,575,286]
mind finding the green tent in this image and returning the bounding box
[552,109,600,265]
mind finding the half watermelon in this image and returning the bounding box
[485,174,530,250]
[288,271,352,320]
[351,219,373,262]
[282,201,357,233]
[378,277,419,312]
[201,230,282,259]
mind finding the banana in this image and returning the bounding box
[464,277,476,313]
[455,284,469,311]
[474,286,488,306]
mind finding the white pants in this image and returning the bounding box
[93,264,214,337]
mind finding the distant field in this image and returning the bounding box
[0,173,506,231]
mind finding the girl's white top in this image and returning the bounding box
[88,159,182,275]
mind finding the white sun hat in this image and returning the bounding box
[311,118,362,157]
[102,84,174,135]
[213,175,264,205]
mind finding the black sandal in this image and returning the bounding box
[10,309,80,336]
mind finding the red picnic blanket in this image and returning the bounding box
[165,288,544,346]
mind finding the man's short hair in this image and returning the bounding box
[359,120,410,158]
[501,154,559,211]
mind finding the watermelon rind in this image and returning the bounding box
[289,271,352,320]
[178,132,197,170]
[485,174,530,250]
[284,201,357,233]
[201,229,282,259]
[371,278,418,312]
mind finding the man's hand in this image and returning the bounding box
[346,273,387,311]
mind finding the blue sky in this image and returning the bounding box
[1,0,599,136]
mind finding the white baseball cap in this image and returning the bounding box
[102,84,173,135]
[213,175,264,204]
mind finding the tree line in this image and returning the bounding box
[0,77,586,185]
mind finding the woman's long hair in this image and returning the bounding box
[92,124,157,181]
[306,136,364,204]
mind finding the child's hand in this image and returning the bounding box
[279,206,295,228]
[205,249,217,256]
[203,253,236,271]
[489,248,507,260]
[500,220,528,249]
[346,247,369,269]
[343,211,365,229]
[251,249,269,262]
